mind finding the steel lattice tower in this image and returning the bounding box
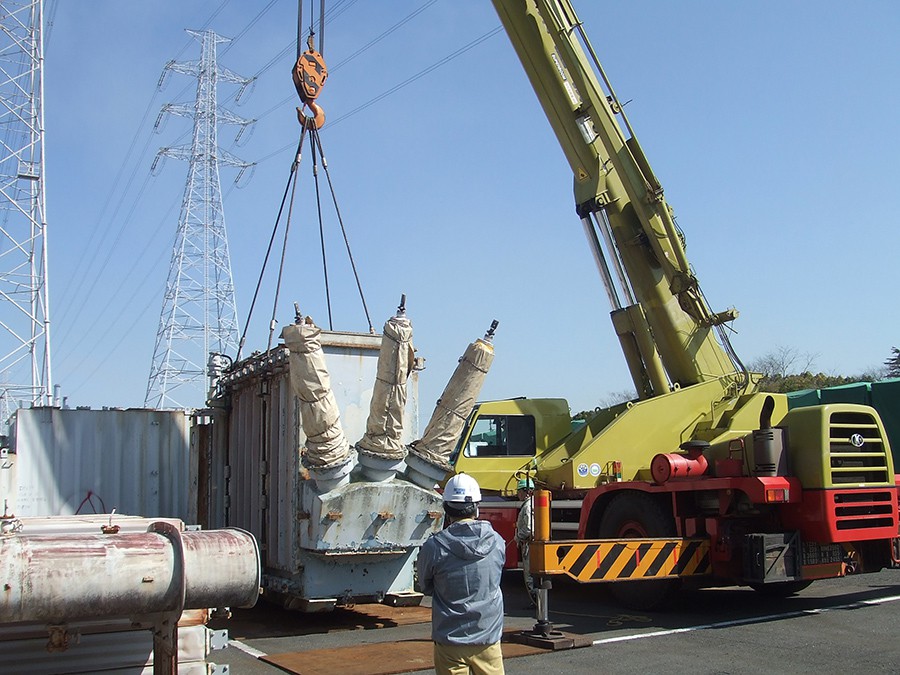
[0,0,52,425]
[145,29,253,409]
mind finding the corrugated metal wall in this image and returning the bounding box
[200,332,420,574]
[7,408,194,521]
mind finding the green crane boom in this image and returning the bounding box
[492,0,746,400]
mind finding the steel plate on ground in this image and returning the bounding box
[260,632,547,675]
[211,602,432,640]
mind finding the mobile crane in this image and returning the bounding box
[445,0,899,608]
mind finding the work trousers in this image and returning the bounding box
[433,641,505,675]
[519,541,534,595]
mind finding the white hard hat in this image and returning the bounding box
[443,473,482,503]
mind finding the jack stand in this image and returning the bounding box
[511,578,590,651]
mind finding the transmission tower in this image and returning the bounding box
[0,0,52,425]
[145,29,254,409]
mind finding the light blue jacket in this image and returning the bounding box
[417,518,506,645]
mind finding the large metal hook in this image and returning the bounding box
[296,101,325,129]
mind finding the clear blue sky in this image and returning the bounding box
[43,1,900,417]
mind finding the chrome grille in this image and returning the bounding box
[828,410,889,485]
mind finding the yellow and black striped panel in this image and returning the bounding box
[536,539,711,583]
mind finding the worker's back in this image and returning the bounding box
[418,518,505,645]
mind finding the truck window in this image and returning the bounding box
[464,415,536,458]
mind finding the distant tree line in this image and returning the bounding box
[749,345,889,393]
[574,345,898,418]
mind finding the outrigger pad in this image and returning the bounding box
[509,628,592,651]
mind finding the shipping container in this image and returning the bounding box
[5,407,194,521]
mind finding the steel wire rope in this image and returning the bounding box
[247,0,440,125]
[208,0,408,121]
[59,0,427,388]
[58,3,270,373]
[297,0,360,58]
[236,131,307,361]
[254,24,504,165]
[310,128,333,329]
[266,132,306,351]
[310,126,372,333]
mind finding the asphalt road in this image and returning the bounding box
[212,569,900,674]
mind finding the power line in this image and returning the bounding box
[57,1,494,402]
[330,26,503,126]
[248,0,441,124]
[53,191,180,362]
[256,24,504,164]
[55,1,234,315]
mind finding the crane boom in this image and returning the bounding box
[491,0,747,399]
[448,2,898,614]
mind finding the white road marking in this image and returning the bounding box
[229,639,268,658]
[592,593,900,646]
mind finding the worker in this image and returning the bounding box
[418,472,506,675]
[514,477,536,606]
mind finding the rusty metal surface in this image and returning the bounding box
[182,528,261,609]
[10,513,184,535]
[0,517,260,624]
[260,632,547,675]
[9,407,194,521]
[300,480,441,551]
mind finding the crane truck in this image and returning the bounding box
[441,0,899,609]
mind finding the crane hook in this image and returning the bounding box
[292,41,328,129]
[296,101,326,129]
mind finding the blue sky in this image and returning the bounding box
[41,0,899,417]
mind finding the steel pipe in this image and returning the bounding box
[0,524,259,624]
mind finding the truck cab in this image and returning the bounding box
[451,398,572,495]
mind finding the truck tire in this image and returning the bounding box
[597,491,680,611]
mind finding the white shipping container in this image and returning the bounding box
[6,407,194,521]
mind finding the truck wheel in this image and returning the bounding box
[750,580,813,597]
[597,491,680,611]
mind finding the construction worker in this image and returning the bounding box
[514,477,536,606]
[418,473,506,675]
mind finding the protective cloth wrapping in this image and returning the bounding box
[408,336,495,469]
[281,319,351,470]
[357,314,414,461]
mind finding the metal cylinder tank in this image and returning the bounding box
[0,524,259,624]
